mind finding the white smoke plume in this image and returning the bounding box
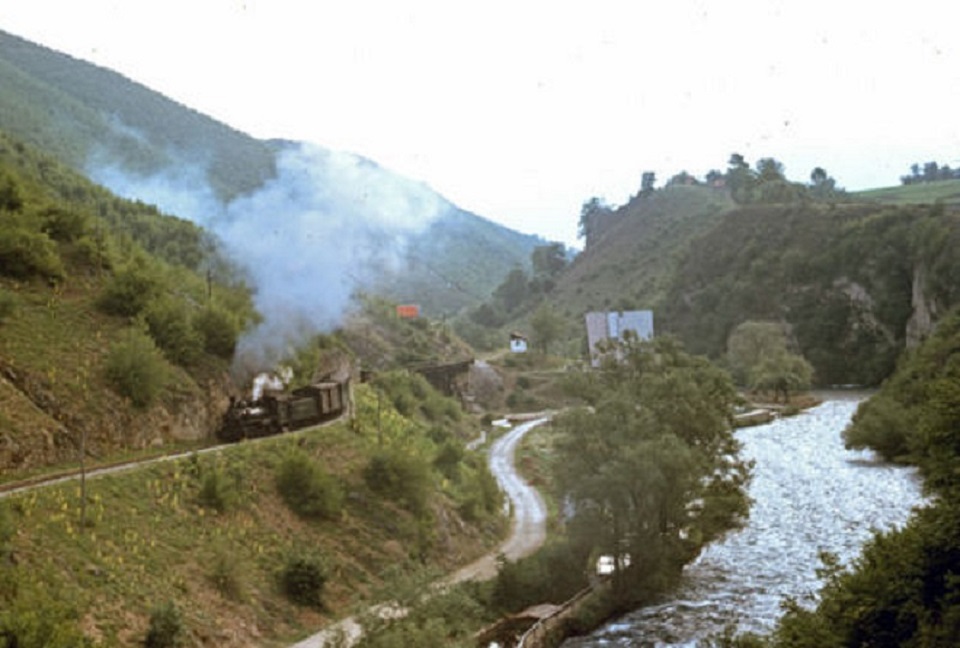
[88,141,449,375]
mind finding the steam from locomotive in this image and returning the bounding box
[89,141,449,372]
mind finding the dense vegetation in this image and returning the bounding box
[550,336,750,603]
[0,129,260,477]
[660,201,960,385]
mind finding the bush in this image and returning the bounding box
[144,298,202,366]
[104,327,169,407]
[0,225,64,280]
[197,466,239,513]
[193,306,238,359]
[843,394,911,461]
[364,449,432,515]
[433,441,464,481]
[144,601,183,648]
[275,452,344,520]
[37,206,89,242]
[280,553,326,608]
[97,261,164,317]
[208,545,245,601]
[0,290,17,324]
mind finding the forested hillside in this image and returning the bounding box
[0,29,542,318]
[0,129,256,472]
[458,156,960,388]
[660,201,960,385]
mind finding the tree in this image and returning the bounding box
[492,265,529,313]
[530,243,567,286]
[809,167,840,200]
[578,197,612,245]
[529,301,564,355]
[756,157,786,182]
[555,336,750,600]
[726,154,758,203]
[810,167,828,186]
[640,171,657,196]
[726,320,813,401]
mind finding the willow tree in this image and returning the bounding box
[556,335,750,601]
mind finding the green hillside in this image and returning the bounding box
[854,178,960,205]
[553,184,735,318]
[0,128,257,475]
[0,30,276,200]
[0,29,540,317]
[658,201,960,385]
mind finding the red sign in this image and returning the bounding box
[396,304,420,319]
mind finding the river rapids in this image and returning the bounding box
[563,393,927,647]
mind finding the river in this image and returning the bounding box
[562,393,927,647]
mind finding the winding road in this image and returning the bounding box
[445,416,550,584]
[291,415,551,647]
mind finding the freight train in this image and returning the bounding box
[216,380,347,442]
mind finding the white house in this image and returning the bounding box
[509,332,528,353]
[584,310,654,367]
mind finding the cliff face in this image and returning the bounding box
[659,203,960,386]
[906,265,939,348]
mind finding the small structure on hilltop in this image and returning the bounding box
[585,310,654,367]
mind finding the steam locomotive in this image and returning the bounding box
[216,380,347,442]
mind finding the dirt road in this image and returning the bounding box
[291,416,552,647]
[444,416,550,584]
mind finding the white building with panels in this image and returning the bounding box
[584,310,654,367]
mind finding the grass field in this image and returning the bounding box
[854,179,960,205]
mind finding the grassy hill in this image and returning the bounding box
[853,178,960,205]
[0,129,510,646]
[552,184,735,318]
[0,128,258,476]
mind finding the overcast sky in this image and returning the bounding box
[2,0,959,247]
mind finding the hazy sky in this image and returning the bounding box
[2,0,959,247]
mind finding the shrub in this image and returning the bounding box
[275,452,343,520]
[68,233,113,271]
[433,441,464,481]
[37,206,89,242]
[97,261,164,317]
[144,298,202,366]
[280,553,326,608]
[144,601,183,648]
[104,327,169,407]
[0,225,64,280]
[0,290,17,324]
[197,466,239,513]
[208,545,245,601]
[364,449,432,515]
[0,171,24,211]
[193,306,238,359]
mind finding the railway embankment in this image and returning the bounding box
[0,383,509,646]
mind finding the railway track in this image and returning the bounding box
[0,412,349,499]
[0,443,225,499]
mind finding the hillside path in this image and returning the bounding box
[290,415,551,647]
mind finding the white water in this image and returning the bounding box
[563,395,927,647]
